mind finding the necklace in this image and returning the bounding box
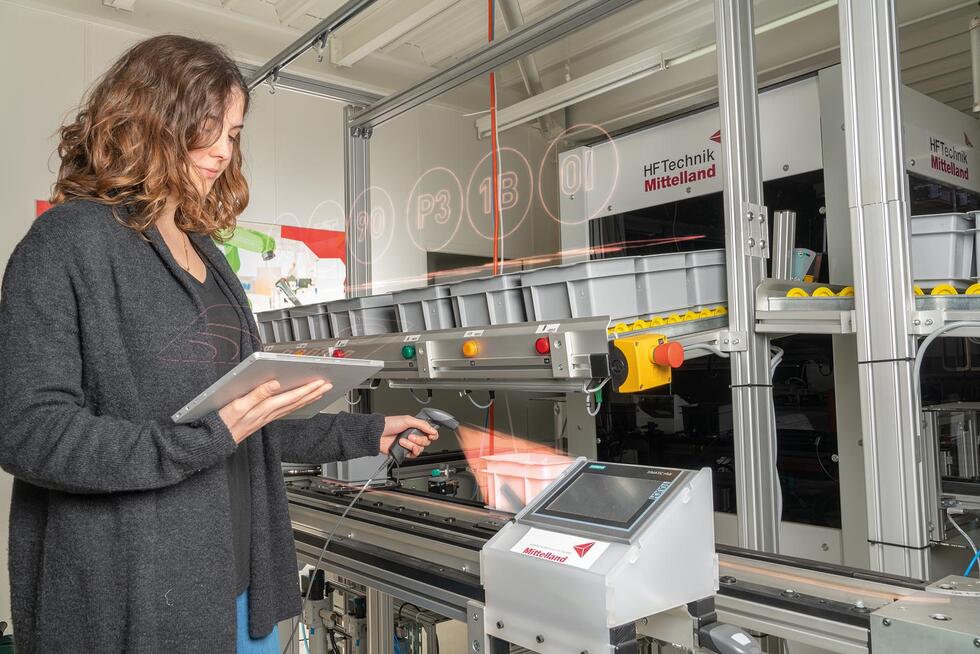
[180,232,192,272]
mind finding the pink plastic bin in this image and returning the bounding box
[482,452,573,513]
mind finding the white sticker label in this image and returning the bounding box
[732,634,752,646]
[510,528,610,570]
[335,339,349,347]
[535,323,561,334]
[403,334,421,342]
[463,330,484,337]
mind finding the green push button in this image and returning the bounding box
[401,344,416,359]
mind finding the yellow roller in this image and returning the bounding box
[609,322,631,334]
[931,284,959,296]
[666,314,683,324]
[913,286,925,296]
[631,319,651,331]
[812,287,835,297]
[966,283,980,296]
[650,316,666,326]
[698,308,715,318]
[712,306,728,316]
[837,286,855,297]
[683,310,699,321]
[787,288,809,298]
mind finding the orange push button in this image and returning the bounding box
[653,342,684,369]
[462,340,481,357]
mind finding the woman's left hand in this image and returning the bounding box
[379,415,439,459]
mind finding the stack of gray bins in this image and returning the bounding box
[286,303,331,341]
[909,213,976,289]
[519,249,727,325]
[327,294,398,337]
[521,258,638,322]
[392,285,456,332]
[255,308,293,344]
[449,274,527,327]
[635,249,727,317]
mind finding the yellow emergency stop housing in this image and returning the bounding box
[610,333,673,393]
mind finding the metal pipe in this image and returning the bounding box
[771,210,797,281]
[246,0,378,90]
[349,0,643,130]
[971,16,980,113]
[714,0,780,554]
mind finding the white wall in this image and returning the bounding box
[0,0,351,632]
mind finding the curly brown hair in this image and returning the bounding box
[52,34,250,237]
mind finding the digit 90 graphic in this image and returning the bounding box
[349,186,396,265]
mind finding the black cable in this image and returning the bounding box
[396,601,420,623]
[327,628,341,654]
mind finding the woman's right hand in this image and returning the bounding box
[218,379,331,444]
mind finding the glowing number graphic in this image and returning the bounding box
[416,194,435,229]
[560,152,595,196]
[479,172,520,215]
[355,210,369,241]
[434,189,451,224]
[370,206,386,239]
[415,189,453,229]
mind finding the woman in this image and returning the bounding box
[0,34,437,653]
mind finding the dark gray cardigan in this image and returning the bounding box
[0,200,384,653]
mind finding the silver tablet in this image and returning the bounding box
[171,352,383,424]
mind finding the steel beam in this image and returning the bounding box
[237,63,381,105]
[348,0,643,130]
[714,0,780,553]
[345,105,372,298]
[837,0,930,577]
[246,0,378,90]
[367,588,395,654]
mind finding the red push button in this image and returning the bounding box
[332,348,347,358]
[534,337,551,355]
[653,342,684,368]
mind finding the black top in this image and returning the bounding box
[183,254,252,596]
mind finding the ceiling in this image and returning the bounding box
[8,0,979,126]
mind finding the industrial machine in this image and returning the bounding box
[240,0,980,651]
[482,460,717,653]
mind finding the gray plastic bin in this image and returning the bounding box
[521,257,637,321]
[392,285,456,331]
[686,249,727,307]
[910,213,975,289]
[450,274,526,327]
[328,294,397,337]
[635,253,689,316]
[255,308,292,344]
[288,304,330,341]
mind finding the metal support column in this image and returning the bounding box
[367,588,394,654]
[714,0,780,553]
[838,0,930,577]
[345,105,372,298]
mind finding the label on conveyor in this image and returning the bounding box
[511,528,610,570]
[535,323,561,334]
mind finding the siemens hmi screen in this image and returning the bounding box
[533,464,683,531]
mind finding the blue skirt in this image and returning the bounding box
[236,589,280,654]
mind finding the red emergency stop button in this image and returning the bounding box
[653,341,684,368]
[534,337,550,355]
[332,348,347,358]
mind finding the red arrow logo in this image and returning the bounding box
[573,542,596,558]
[709,130,721,144]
